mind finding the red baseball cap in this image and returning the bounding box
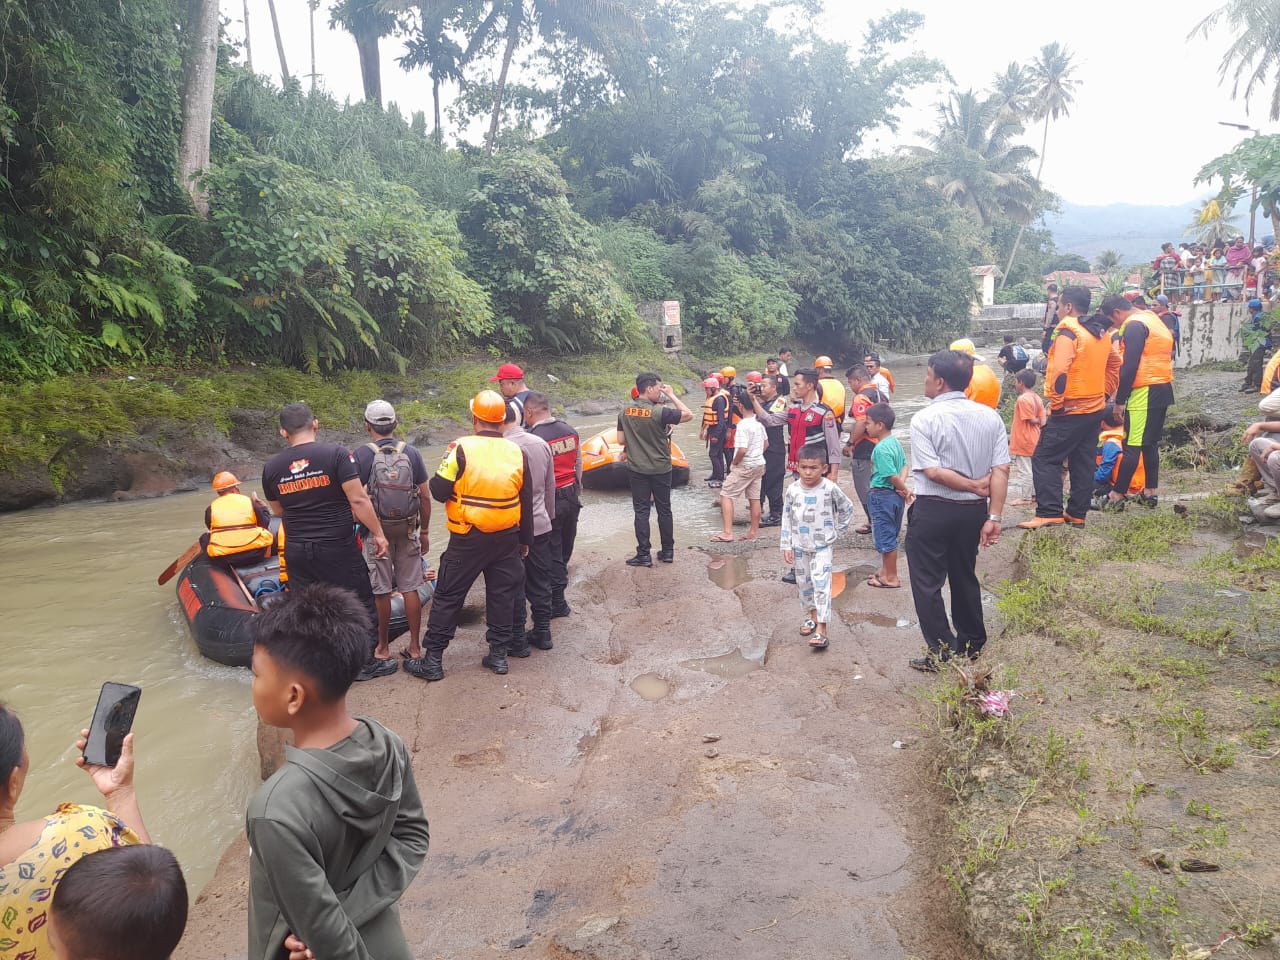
[489,362,525,381]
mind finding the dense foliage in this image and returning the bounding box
[0,0,1066,381]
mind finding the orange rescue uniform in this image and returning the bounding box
[206,492,274,558]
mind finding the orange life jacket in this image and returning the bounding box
[817,376,847,423]
[276,524,287,582]
[965,362,1001,409]
[1046,316,1113,414]
[444,435,524,535]
[1262,349,1280,395]
[701,390,728,431]
[879,367,897,393]
[207,492,274,558]
[1122,310,1175,387]
[1097,428,1145,494]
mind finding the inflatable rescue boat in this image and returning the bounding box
[175,555,430,667]
[580,428,691,491]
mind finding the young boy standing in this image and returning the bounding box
[780,442,856,650]
[864,403,909,589]
[1008,369,1045,506]
[247,584,430,960]
[711,388,767,542]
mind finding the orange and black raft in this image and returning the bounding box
[174,539,430,668]
[579,428,690,491]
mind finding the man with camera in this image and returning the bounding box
[749,372,788,526]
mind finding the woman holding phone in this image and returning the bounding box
[0,703,150,958]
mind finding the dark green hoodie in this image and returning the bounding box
[247,717,429,960]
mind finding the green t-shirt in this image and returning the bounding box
[620,398,681,475]
[870,434,906,489]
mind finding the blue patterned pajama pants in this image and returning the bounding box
[794,544,834,623]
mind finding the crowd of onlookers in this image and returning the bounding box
[1152,237,1273,303]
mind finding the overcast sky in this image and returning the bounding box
[228,0,1270,207]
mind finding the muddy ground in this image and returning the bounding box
[181,366,1278,960]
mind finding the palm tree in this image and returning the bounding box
[395,0,480,141]
[472,0,640,156]
[1093,249,1122,273]
[1001,42,1078,288]
[913,91,1039,228]
[990,62,1034,119]
[1188,197,1242,244]
[331,0,400,104]
[1193,0,1280,120]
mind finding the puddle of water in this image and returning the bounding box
[707,555,752,589]
[680,647,763,678]
[630,672,672,700]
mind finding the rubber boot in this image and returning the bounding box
[526,625,553,650]
[481,642,509,675]
[405,651,443,681]
[551,590,572,618]
[508,634,532,658]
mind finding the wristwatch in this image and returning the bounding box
[987,514,1002,523]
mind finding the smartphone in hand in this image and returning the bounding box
[83,682,142,767]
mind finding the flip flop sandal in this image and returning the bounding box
[799,618,818,636]
[866,575,901,589]
[397,646,423,660]
[809,634,829,650]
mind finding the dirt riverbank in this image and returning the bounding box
[175,365,1276,959]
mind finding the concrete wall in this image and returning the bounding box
[971,303,1045,347]
[1174,301,1246,369]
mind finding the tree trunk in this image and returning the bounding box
[354,29,382,104]
[1000,115,1051,290]
[309,1,317,91]
[242,0,253,72]
[266,0,290,81]
[432,74,442,143]
[178,0,220,215]
[486,2,522,157]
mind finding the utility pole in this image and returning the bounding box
[1218,121,1261,246]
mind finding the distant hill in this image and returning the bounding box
[1043,198,1249,264]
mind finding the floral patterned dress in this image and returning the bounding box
[0,803,140,959]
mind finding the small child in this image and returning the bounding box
[864,403,909,589]
[247,584,430,960]
[48,845,188,960]
[1008,369,1046,506]
[1093,412,1145,509]
[780,442,856,650]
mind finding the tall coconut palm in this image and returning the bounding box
[990,62,1034,119]
[1001,42,1078,287]
[1193,0,1280,120]
[331,0,400,104]
[242,0,253,72]
[395,0,481,141]
[471,0,641,156]
[266,0,290,81]
[913,90,1039,228]
[1188,197,1243,244]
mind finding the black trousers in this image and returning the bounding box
[1245,346,1267,390]
[763,446,785,517]
[904,497,988,658]
[708,431,728,482]
[1031,411,1103,520]
[284,538,378,651]
[629,469,673,556]
[512,532,555,631]
[425,528,524,656]
[550,485,582,589]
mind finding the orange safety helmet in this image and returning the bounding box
[719,366,737,379]
[469,389,507,423]
[814,355,833,369]
[745,370,763,383]
[212,471,240,492]
[702,376,720,390]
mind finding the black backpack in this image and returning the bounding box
[366,441,418,523]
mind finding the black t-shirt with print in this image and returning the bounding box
[262,441,359,544]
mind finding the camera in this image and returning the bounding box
[749,382,762,395]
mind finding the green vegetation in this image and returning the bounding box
[1,0,1082,386]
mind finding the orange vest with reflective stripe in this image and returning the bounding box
[445,435,524,535]
[277,524,287,582]
[1262,350,1280,395]
[701,390,728,430]
[1124,311,1175,387]
[1046,316,1112,414]
[965,362,1001,409]
[207,493,274,557]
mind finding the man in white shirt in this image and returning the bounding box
[776,346,793,378]
[904,350,1010,673]
[711,387,767,542]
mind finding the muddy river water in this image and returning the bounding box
[0,361,928,894]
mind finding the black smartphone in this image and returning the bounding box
[82,682,142,767]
